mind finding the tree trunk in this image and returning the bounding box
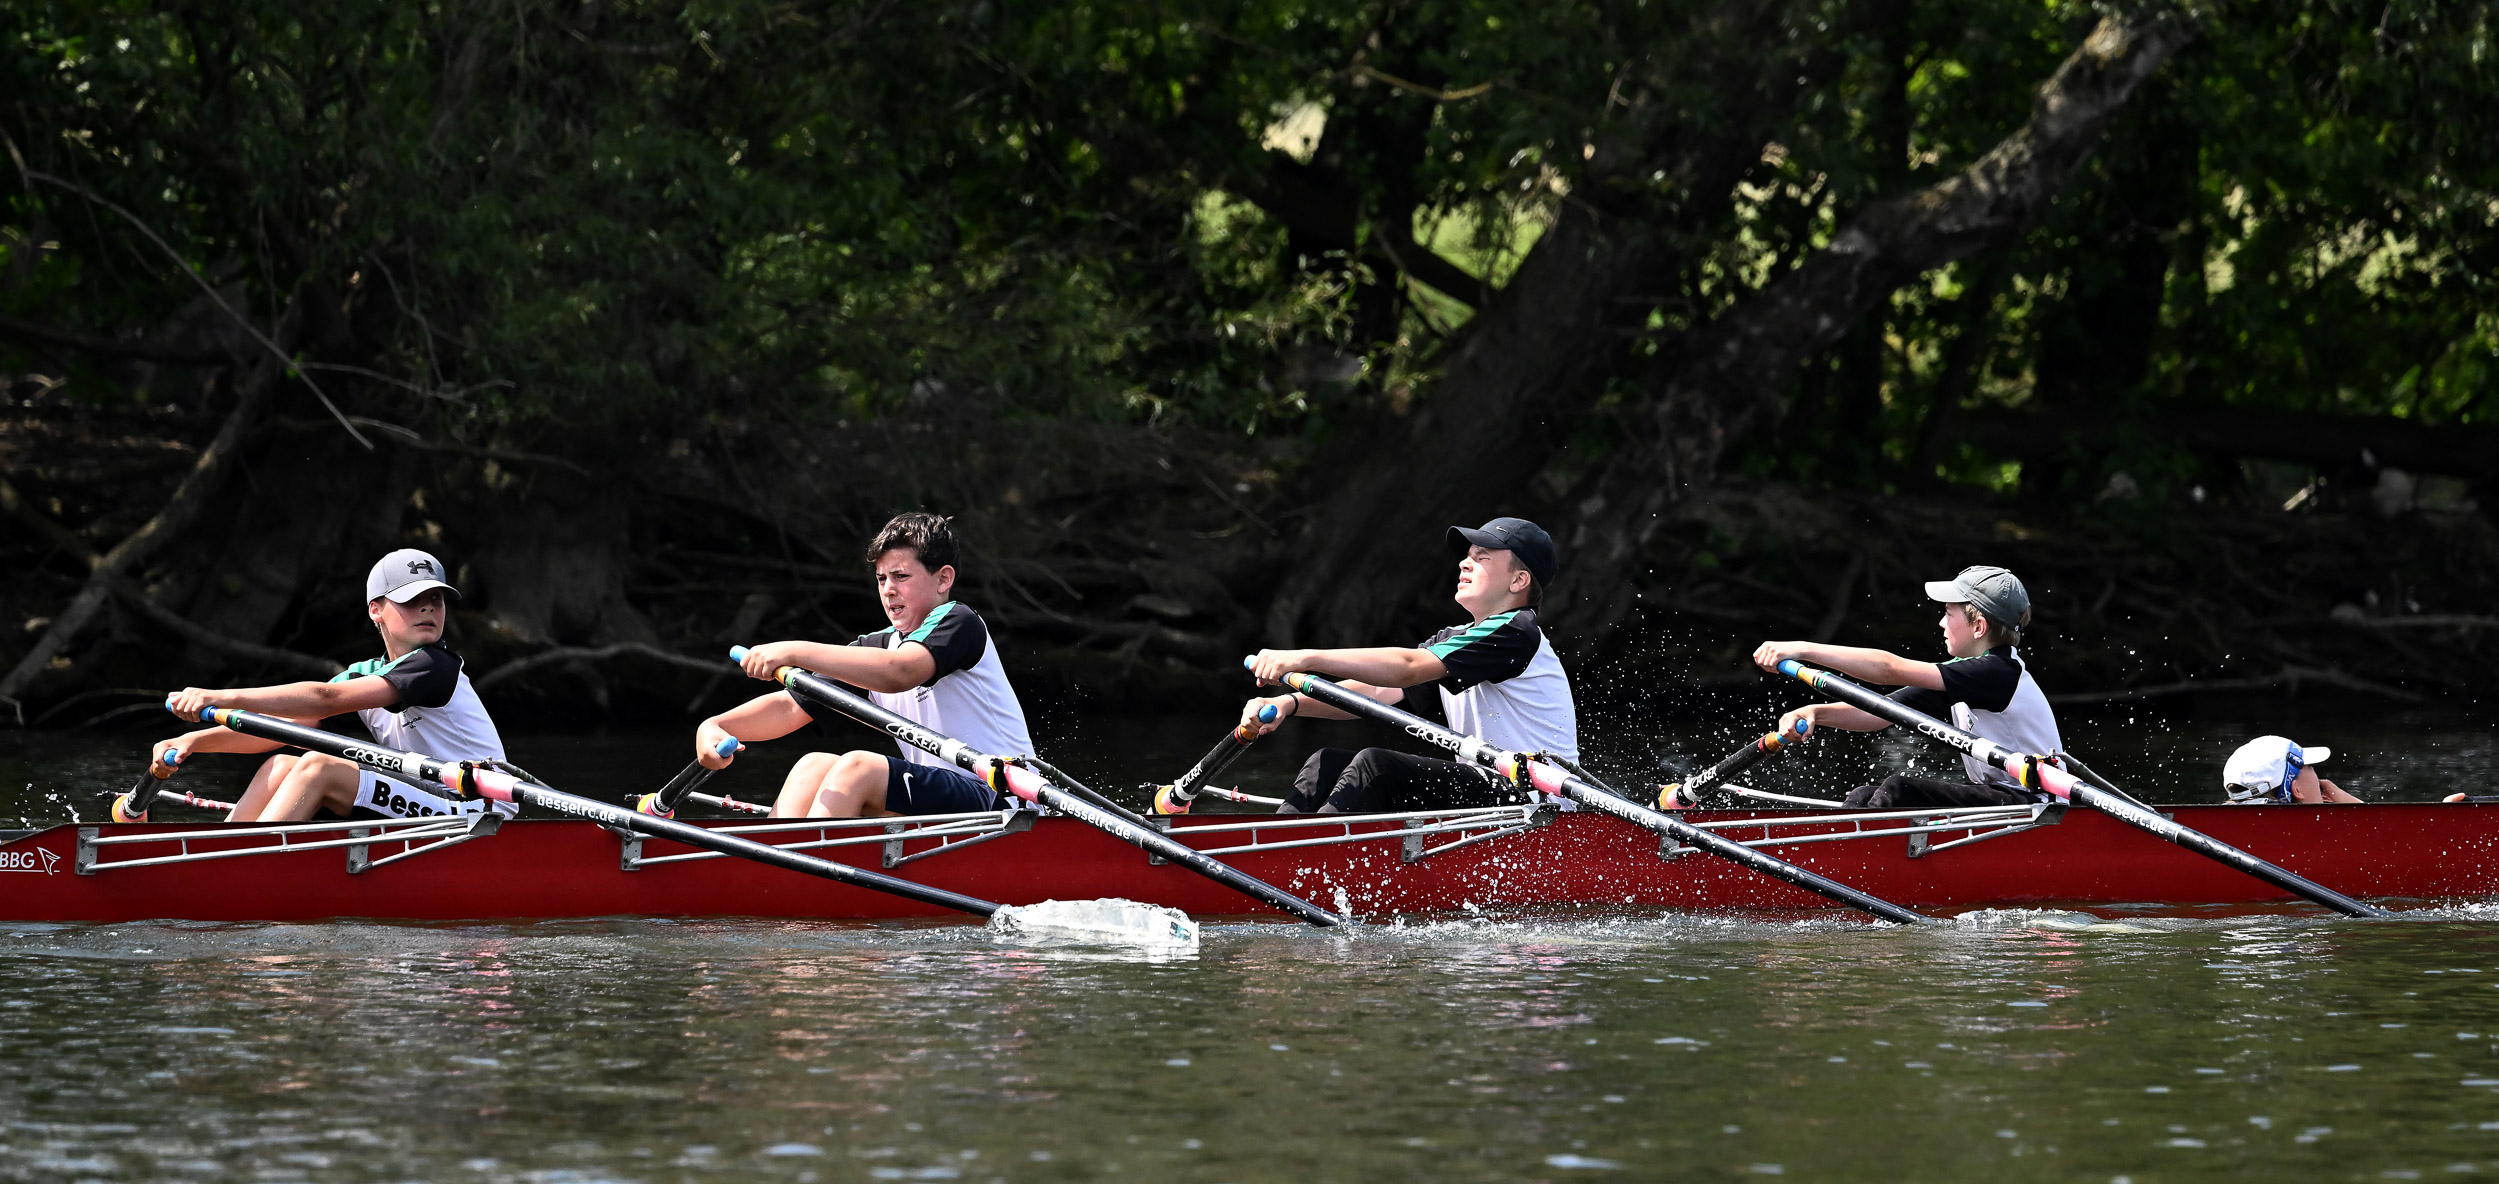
[1555,10,2199,633]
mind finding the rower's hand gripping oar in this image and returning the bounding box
[184,702,1006,919]
[111,747,185,823]
[1658,720,1812,810]
[1152,704,1280,816]
[1773,660,2387,919]
[636,736,744,819]
[733,647,1346,927]
[1254,660,1930,925]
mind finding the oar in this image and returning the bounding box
[734,646,1345,926]
[1152,704,1279,815]
[108,750,236,819]
[1773,660,2387,918]
[1657,720,1813,810]
[636,737,744,819]
[1262,664,1931,925]
[185,702,1005,919]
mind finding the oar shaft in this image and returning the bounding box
[193,705,1001,918]
[1272,670,1929,925]
[649,737,742,816]
[741,649,1345,926]
[1159,705,1277,814]
[1775,661,2386,918]
[1667,722,1810,808]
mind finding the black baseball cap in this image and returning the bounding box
[1447,517,1557,585]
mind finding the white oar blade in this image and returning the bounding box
[987,898,1201,950]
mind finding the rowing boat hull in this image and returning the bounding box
[3,804,2494,923]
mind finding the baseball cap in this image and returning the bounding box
[1924,565,2032,629]
[2222,735,2331,804]
[1448,517,1557,585]
[366,548,459,604]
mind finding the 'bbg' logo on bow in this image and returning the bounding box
[408,559,435,575]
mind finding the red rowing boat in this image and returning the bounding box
[3,798,2493,922]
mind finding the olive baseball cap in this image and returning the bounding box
[366,548,459,603]
[1448,517,1557,585]
[1925,564,2030,628]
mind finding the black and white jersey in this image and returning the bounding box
[331,644,511,815]
[1889,646,2061,787]
[796,601,1036,768]
[1408,608,1579,762]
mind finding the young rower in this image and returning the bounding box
[154,549,510,822]
[695,512,1035,818]
[1725,565,2060,809]
[1240,517,1579,814]
[2224,735,2362,804]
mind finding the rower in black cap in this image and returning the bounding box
[1240,517,1580,813]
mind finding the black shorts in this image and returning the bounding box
[882,758,1004,815]
[1843,773,2036,809]
[1279,747,1525,814]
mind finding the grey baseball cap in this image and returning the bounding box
[367,548,459,603]
[1924,564,2029,628]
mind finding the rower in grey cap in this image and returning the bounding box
[1724,564,2064,809]
[1239,516,1580,813]
[147,548,511,823]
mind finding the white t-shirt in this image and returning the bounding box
[1411,608,1580,762]
[332,644,511,815]
[797,601,1036,766]
[1889,646,2061,787]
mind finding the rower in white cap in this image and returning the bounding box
[2223,735,2362,804]
[148,548,511,823]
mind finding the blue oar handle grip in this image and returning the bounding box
[729,645,751,662]
[1240,654,1255,670]
[1259,704,1279,723]
[712,736,743,759]
[1777,659,1804,678]
[1796,718,1812,736]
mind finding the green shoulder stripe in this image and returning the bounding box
[904,601,961,644]
[1426,610,1521,659]
[332,651,414,684]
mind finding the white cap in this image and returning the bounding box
[2222,735,2330,804]
[366,549,459,604]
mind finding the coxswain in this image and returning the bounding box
[1239,517,1579,813]
[1716,565,2059,809]
[154,549,510,822]
[2224,735,2362,804]
[695,512,1036,818]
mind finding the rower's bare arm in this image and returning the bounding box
[1779,703,1890,740]
[739,640,934,693]
[1243,678,1406,733]
[698,693,813,767]
[149,726,287,774]
[1751,641,1942,691]
[1249,646,1445,689]
[166,675,399,722]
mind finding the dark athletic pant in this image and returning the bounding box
[1277,747,1526,814]
[1843,773,2035,809]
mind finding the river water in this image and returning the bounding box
[3,704,2495,1181]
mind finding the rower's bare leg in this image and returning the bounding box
[248,754,361,822]
[224,754,301,822]
[810,751,892,818]
[772,753,840,817]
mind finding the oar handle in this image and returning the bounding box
[642,736,744,818]
[1660,719,1809,810]
[113,745,183,823]
[1156,703,1280,815]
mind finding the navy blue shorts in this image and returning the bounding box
[882,758,1003,815]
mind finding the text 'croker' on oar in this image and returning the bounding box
[1152,704,1279,815]
[1657,719,1813,810]
[1254,660,1931,925]
[183,701,1006,918]
[733,647,1345,926]
[1773,660,2388,919]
